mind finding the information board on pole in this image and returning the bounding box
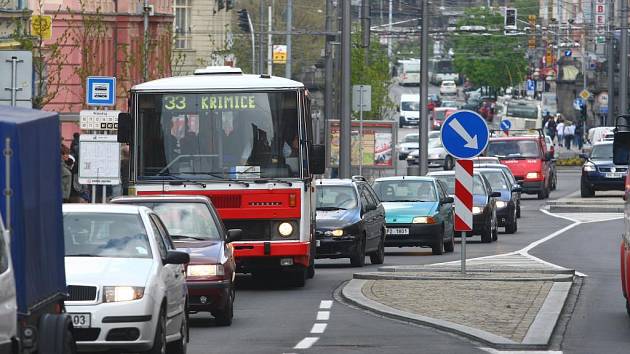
[78,134,121,185]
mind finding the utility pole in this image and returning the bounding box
[259,0,265,74]
[607,0,616,125]
[268,5,273,75]
[621,0,629,116]
[324,0,334,145]
[285,0,293,79]
[143,0,149,81]
[419,0,430,176]
[556,0,562,69]
[339,0,351,178]
[388,0,393,59]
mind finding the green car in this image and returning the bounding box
[372,176,455,255]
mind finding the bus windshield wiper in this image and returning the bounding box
[184,172,250,187]
[158,173,207,188]
[253,178,293,187]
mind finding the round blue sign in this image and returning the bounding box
[440,110,490,159]
[500,119,512,131]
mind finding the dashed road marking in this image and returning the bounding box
[310,323,327,334]
[294,337,319,349]
[319,300,333,309]
[316,311,330,321]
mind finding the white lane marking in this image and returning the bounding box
[319,300,333,309]
[519,215,582,253]
[310,323,327,334]
[316,311,330,321]
[294,337,319,349]
[480,349,562,354]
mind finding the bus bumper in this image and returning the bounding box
[232,241,311,273]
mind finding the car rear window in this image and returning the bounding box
[486,139,541,158]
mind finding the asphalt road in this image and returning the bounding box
[187,170,586,354]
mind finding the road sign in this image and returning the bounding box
[86,76,116,106]
[564,49,572,57]
[31,15,52,40]
[500,119,512,132]
[526,79,535,96]
[597,36,606,44]
[80,110,120,131]
[440,110,489,159]
[273,45,287,64]
[0,51,32,108]
[579,89,592,100]
[78,134,121,185]
[574,98,585,110]
[352,85,372,112]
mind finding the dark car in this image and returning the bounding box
[477,168,521,234]
[372,176,455,255]
[580,141,628,197]
[315,177,386,267]
[427,171,500,243]
[474,163,522,218]
[111,195,239,326]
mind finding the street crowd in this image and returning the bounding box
[543,112,584,150]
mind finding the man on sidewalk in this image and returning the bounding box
[556,116,565,147]
[564,121,575,150]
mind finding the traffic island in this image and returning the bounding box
[546,191,624,213]
[341,269,575,350]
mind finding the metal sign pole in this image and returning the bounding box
[102,185,106,204]
[91,185,96,204]
[359,87,364,176]
[461,231,466,274]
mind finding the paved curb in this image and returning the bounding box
[353,272,573,282]
[378,266,575,275]
[548,205,625,213]
[341,276,574,350]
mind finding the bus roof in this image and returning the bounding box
[131,70,304,92]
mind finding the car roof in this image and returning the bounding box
[401,94,420,101]
[427,170,482,176]
[111,195,211,203]
[63,204,149,214]
[489,136,540,141]
[374,176,435,182]
[315,178,359,186]
[475,163,510,169]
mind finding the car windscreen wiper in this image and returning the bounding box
[316,206,347,211]
[66,254,100,257]
[170,235,209,241]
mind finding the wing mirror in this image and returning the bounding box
[442,196,454,204]
[544,151,554,161]
[165,250,190,265]
[490,191,501,198]
[511,185,522,193]
[226,229,242,243]
[117,112,132,144]
[579,152,589,160]
[309,144,326,175]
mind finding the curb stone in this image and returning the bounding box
[353,272,573,282]
[377,266,575,275]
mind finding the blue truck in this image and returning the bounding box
[0,107,76,354]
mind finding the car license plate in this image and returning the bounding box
[69,313,91,328]
[605,172,623,178]
[386,228,409,235]
[316,240,321,247]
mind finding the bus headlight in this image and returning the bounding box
[278,222,294,237]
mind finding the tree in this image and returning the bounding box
[452,7,528,92]
[351,30,393,119]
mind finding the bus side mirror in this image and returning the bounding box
[117,113,132,144]
[310,144,326,175]
[613,131,630,165]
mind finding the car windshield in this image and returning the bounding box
[63,213,152,258]
[404,134,419,143]
[486,140,540,158]
[590,144,613,160]
[480,171,509,191]
[401,101,420,111]
[429,138,443,148]
[431,175,485,195]
[506,104,538,119]
[434,110,447,120]
[136,91,303,180]
[373,180,437,202]
[316,186,358,210]
[133,202,221,240]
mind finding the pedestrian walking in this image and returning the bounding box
[556,118,565,147]
[61,145,72,203]
[564,121,575,150]
[575,122,584,150]
[545,116,557,143]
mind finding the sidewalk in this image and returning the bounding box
[341,260,575,350]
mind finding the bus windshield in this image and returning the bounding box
[136,91,303,180]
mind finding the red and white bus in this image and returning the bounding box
[117,66,325,287]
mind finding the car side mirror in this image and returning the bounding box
[117,112,132,144]
[309,144,326,175]
[544,151,553,161]
[490,191,501,198]
[226,229,241,243]
[511,185,522,193]
[165,250,190,265]
[442,196,454,204]
[579,153,589,160]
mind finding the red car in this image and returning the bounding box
[431,108,456,130]
[112,195,239,326]
[485,130,554,199]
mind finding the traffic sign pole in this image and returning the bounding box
[455,159,473,274]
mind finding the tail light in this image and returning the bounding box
[289,194,297,207]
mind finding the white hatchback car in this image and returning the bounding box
[63,204,189,354]
[440,80,458,96]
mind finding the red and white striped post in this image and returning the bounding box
[455,159,473,273]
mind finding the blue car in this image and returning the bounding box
[581,141,628,197]
[372,176,455,255]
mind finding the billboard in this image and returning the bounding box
[328,120,394,168]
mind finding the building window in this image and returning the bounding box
[174,0,191,49]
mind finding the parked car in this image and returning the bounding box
[63,204,189,353]
[427,171,500,243]
[431,107,456,130]
[440,80,457,96]
[407,138,455,170]
[544,135,558,191]
[477,168,520,234]
[485,131,553,199]
[314,178,386,267]
[372,176,455,255]
[398,133,419,160]
[111,195,239,326]
[580,141,627,197]
[473,163,522,218]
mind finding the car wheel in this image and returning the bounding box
[213,288,234,326]
[491,211,498,241]
[307,263,315,279]
[444,226,455,253]
[551,172,557,191]
[168,309,188,354]
[432,228,445,255]
[516,202,521,218]
[350,235,366,267]
[505,207,518,234]
[626,299,630,317]
[369,232,385,264]
[290,267,307,287]
[537,186,549,200]
[444,156,454,170]
[480,214,493,243]
[145,309,167,354]
[581,180,595,198]
[399,122,404,128]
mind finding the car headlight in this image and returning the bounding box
[472,206,483,214]
[278,222,294,237]
[496,201,507,208]
[583,162,596,172]
[187,264,224,277]
[412,216,436,224]
[103,286,144,303]
[324,229,344,237]
[429,154,441,159]
[526,172,540,179]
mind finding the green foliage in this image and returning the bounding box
[510,0,540,20]
[452,7,528,91]
[351,31,393,119]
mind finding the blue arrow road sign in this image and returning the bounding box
[527,80,535,92]
[440,110,490,159]
[86,76,116,106]
[500,119,512,131]
[564,49,572,57]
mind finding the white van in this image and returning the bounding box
[399,94,420,128]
